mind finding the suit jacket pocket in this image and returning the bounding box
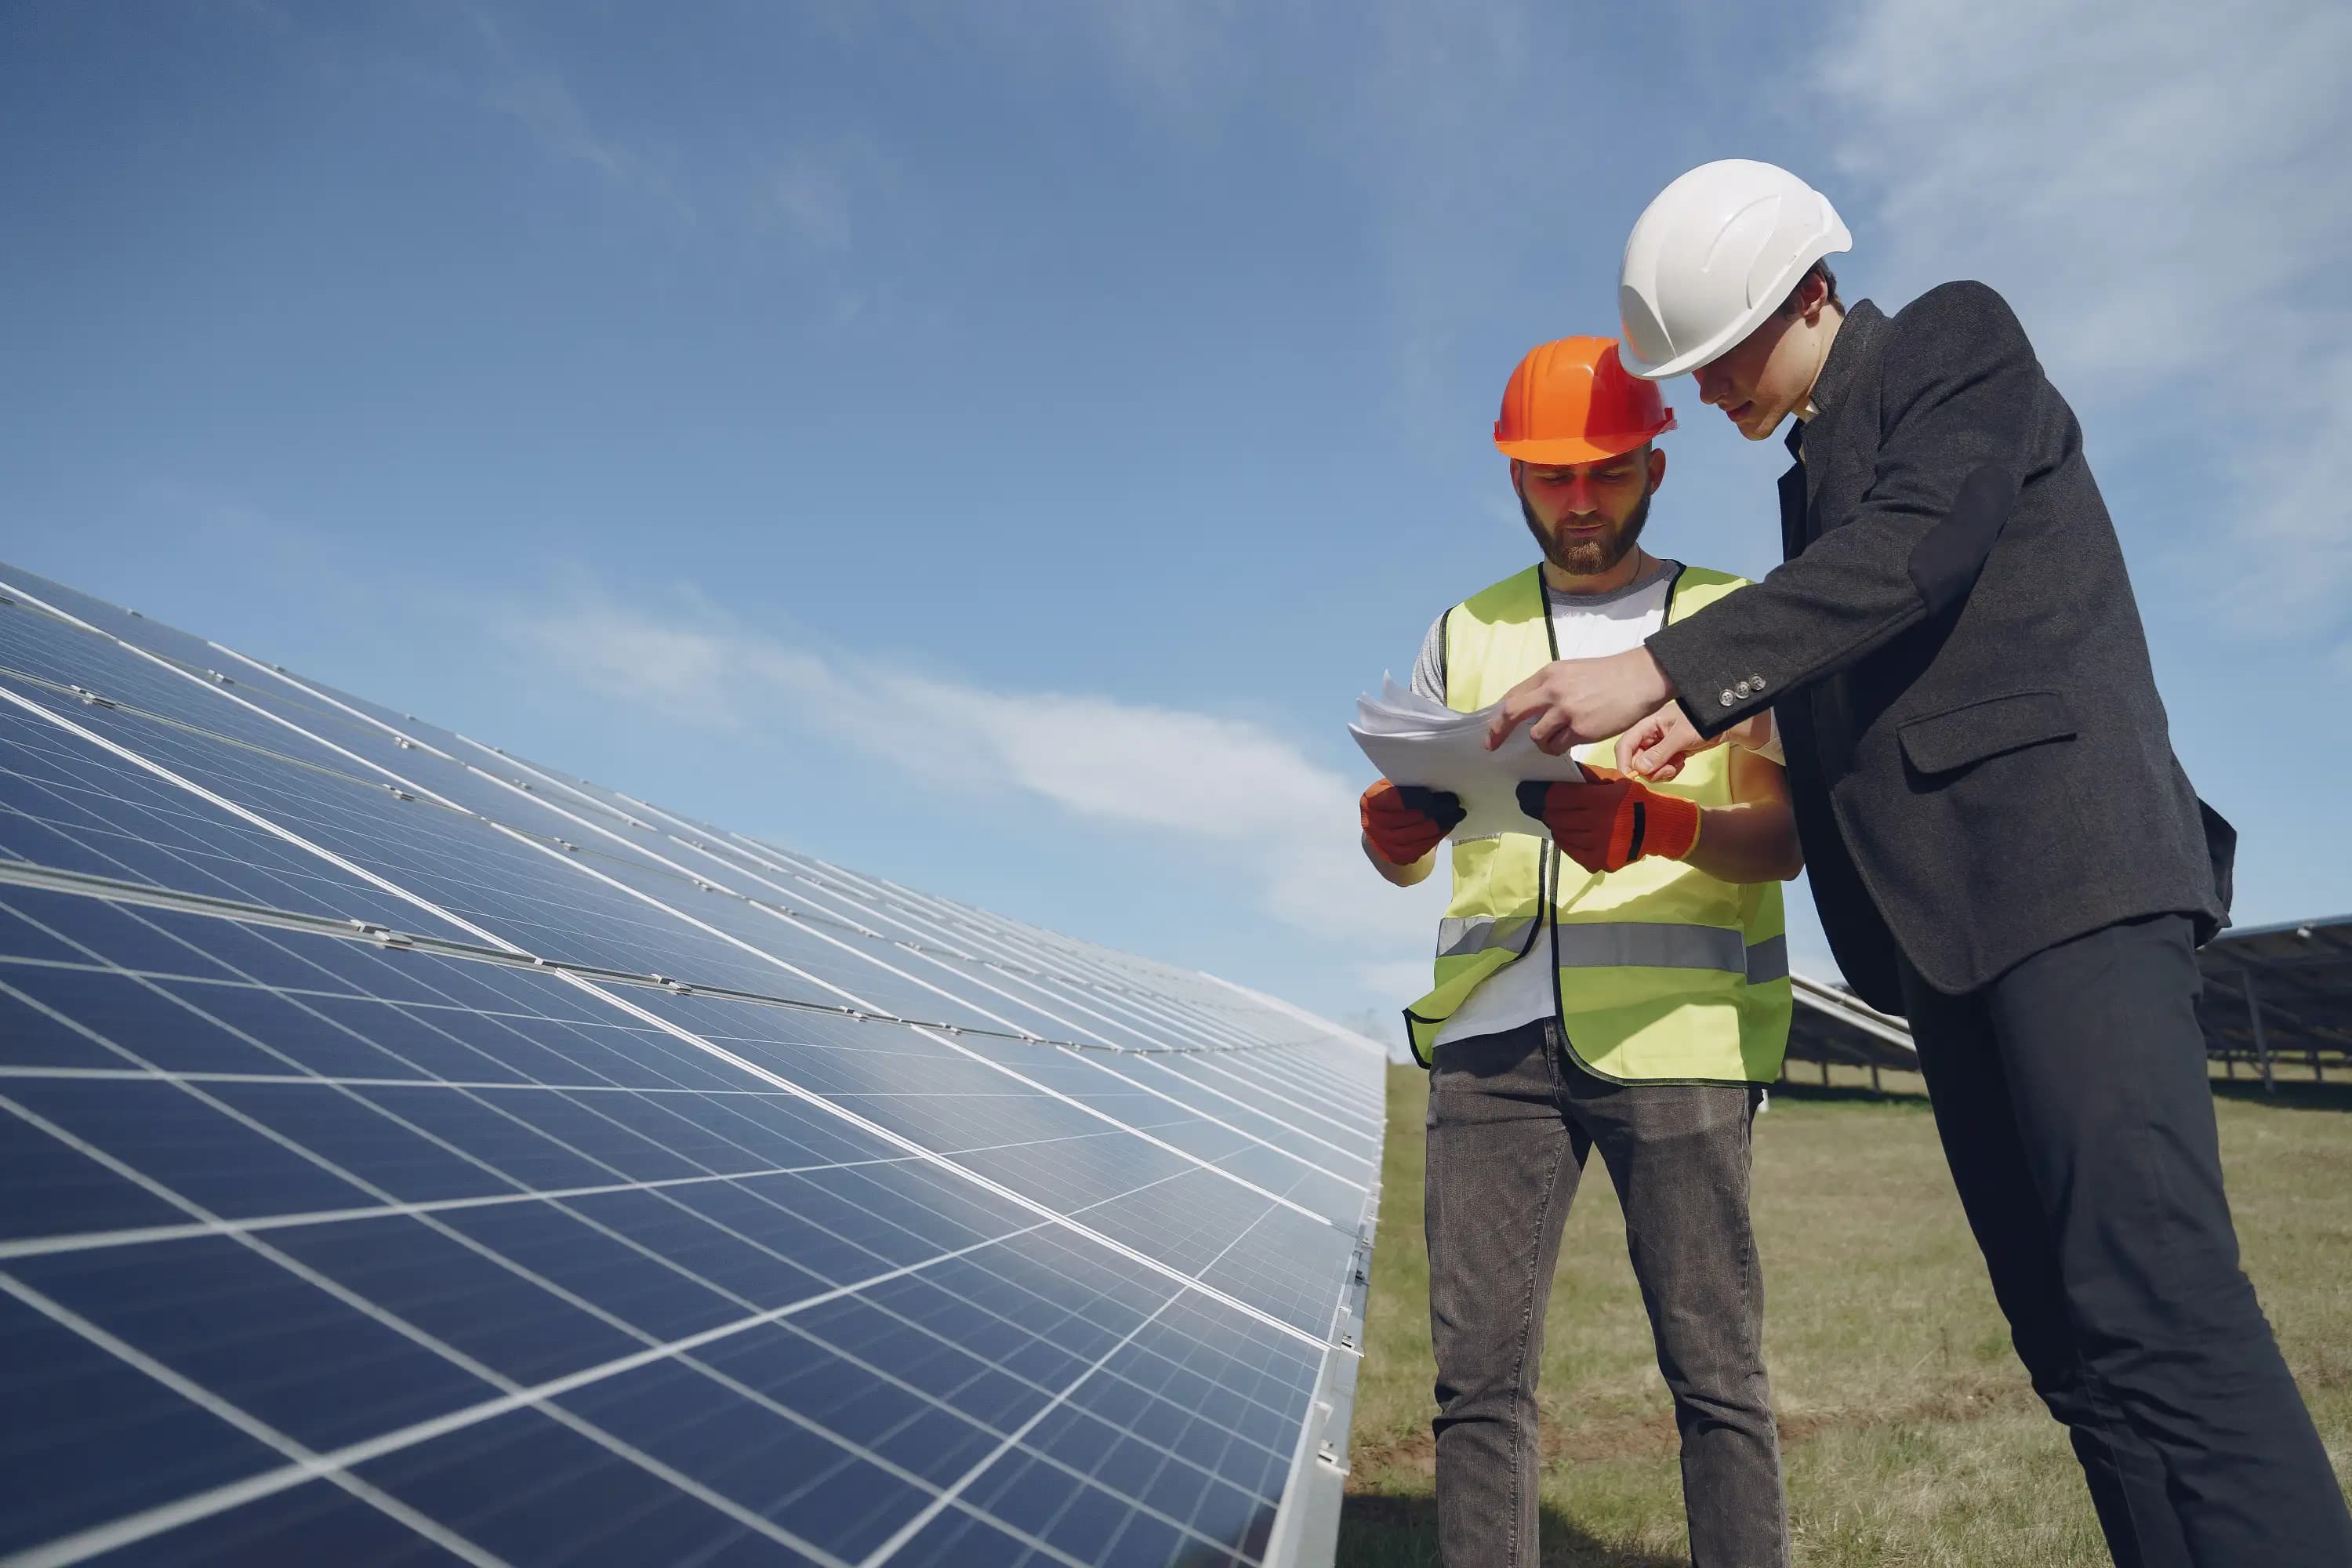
[1898,689,2076,775]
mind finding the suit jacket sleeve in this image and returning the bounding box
[1646,281,2035,735]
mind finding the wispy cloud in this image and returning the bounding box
[463,9,688,215]
[1817,0,2352,641]
[506,580,1443,971]
[480,69,684,211]
[768,136,898,252]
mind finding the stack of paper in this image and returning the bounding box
[1351,675,1588,840]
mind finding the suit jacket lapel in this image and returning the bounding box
[1778,459,1808,564]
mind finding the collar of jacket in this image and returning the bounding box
[1787,299,1886,459]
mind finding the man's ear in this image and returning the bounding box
[1647,445,1667,495]
[1509,457,1525,496]
[1801,267,1833,326]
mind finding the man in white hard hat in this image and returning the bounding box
[1483,158,2351,1566]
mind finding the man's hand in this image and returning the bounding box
[1516,771,1700,873]
[1361,780,1465,866]
[1617,701,1710,782]
[1484,647,1673,756]
[1618,704,1773,782]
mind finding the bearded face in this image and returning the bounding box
[1515,445,1657,578]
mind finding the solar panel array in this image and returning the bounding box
[2197,913,2352,1086]
[0,561,1385,1568]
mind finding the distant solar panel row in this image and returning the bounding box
[0,562,1383,1568]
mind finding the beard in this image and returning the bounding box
[1522,484,1652,577]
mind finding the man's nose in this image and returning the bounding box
[1695,367,1729,406]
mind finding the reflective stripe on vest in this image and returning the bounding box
[1436,917,1789,984]
[1404,563,1793,1083]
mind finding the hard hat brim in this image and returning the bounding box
[1495,423,1671,466]
[1621,227,1853,382]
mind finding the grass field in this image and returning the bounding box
[1340,1065,2352,1566]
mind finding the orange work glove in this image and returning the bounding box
[1516,771,1700,873]
[1361,780,1465,865]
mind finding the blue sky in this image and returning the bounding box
[3,1,2347,1043]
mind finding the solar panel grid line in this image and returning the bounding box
[571,976,1337,1352]
[479,789,1107,1004]
[1114,1057,1378,1174]
[0,735,1345,1359]
[165,662,1120,1013]
[789,884,1263,1059]
[6,668,1251,1069]
[11,666,1036,1037]
[938,926,1327,1059]
[0,1271,516,1568]
[162,681,1144,1058]
[1197,974,1388,1064]
[728,845,1235,1023]
[771,876,1269,1060]
[0,1091,916,1567]
[4,982,1327,1568]
[0,604,1082,1044]
[0,1131,944,1266]
[12,615,1325,1071]
[136,717,1384,1236]
[0,659,459,821]
[1155,1053,1381,1150]
[674,1265,1307,1567]
[858,1288,1192,1567]
[1200,1047,1376,1116]
[0,889,1355,1368]
[615,871,1373,1196]
[9,1091,1345,1561]
[523,781,1204,1025]
[0,683,503,949]
[614,841,1207,1055]
[0,857,1249,1066]
[0,563,1383,1566]
[2,1203,1062,1568]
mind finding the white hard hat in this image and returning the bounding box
[1617,159,1852,381]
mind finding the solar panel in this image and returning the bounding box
[2197,913,2352,1085]
[1782,973,1915,1079]
[0,562,1384,1568]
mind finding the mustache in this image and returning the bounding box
[1519,486,1652,573]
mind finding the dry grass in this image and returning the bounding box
[1341,1066,2352,1566]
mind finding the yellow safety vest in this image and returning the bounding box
[1403,564,1792,1081]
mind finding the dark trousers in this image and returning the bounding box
[1425,1018,1788,1567]
[1900,913,2352,1567]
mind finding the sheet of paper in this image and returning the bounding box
[1350,674,1587,840]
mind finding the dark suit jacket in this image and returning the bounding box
[1646,282,2230,1013]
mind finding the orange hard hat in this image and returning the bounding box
[1494,336,1675,464]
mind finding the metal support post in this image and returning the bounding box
[2244,969,2274,1094]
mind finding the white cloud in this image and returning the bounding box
[507,584,1443,958]
[1817,0,2352,635]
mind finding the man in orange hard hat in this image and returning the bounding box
[1360,336,1802,1567]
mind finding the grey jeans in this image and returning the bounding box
[1425,1018,1788,1567]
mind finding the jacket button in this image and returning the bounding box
[1735,681,1753,698]
[1750,673,1767,690]
[1719,690,1736,707]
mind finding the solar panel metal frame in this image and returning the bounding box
[2196,913,2352,1089]
[0,563,1385,1568]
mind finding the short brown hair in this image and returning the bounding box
[1776,259,1842,318]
